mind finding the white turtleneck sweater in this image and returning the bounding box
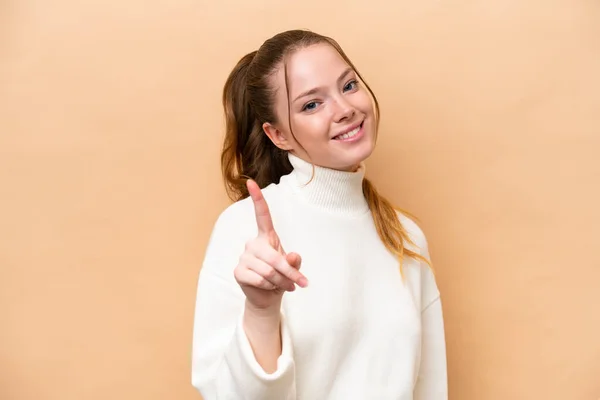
[192,154,447,400]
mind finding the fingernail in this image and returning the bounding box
[298,277,308,288]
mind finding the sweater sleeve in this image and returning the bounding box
[413,238,448,400]
[191,209,296,400]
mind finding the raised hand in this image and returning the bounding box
[233,179,308,311]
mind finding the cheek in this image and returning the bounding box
[293,114,331,143]
[355,91,375,116]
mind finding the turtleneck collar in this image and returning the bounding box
[282,153,369,216]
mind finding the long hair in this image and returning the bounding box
[221,29,430,273]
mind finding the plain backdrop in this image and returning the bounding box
[1,0,599,399]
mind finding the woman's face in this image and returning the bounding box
[263,43,377,172]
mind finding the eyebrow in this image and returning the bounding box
[292,67,354,103]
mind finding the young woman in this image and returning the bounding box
[192,29,447,399]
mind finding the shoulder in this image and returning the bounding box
[397,211,429,257]
[396,211,441,311]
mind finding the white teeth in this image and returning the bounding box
[335,125,361,140]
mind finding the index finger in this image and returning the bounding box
[246,179,275,235]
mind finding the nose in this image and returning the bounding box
[333,97,355,123]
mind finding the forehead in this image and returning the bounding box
[274,43,351,94]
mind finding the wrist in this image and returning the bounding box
[242,300,283,373]
[243,300,281,333]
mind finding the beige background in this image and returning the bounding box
[1,0,599,399]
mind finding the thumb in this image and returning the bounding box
[285,252,302,270]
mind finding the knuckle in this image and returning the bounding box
[233,266,243,282]
[285,271,297,281]
[238,252,250,265]
[265,268,277,280]
[284,266,299,280]
[266,254,281,268]
[244,239,256,252]
[255,276,267,288]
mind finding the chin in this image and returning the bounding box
[339,143,375,171]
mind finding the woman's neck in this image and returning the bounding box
[285,153,369,216]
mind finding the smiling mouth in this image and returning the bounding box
[333,122,363,140]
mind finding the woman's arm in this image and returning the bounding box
[243,299,283,374]
[400,213,448,399]
[413,295,448,399]
[191,210,296,400]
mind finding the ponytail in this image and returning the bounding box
[221,51,292,202]
[363,179,432,276]
[221,51,259,200]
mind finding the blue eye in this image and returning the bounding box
[302,101,318,111]
[343,80,358,92]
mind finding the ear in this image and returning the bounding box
[262,122,293,151]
